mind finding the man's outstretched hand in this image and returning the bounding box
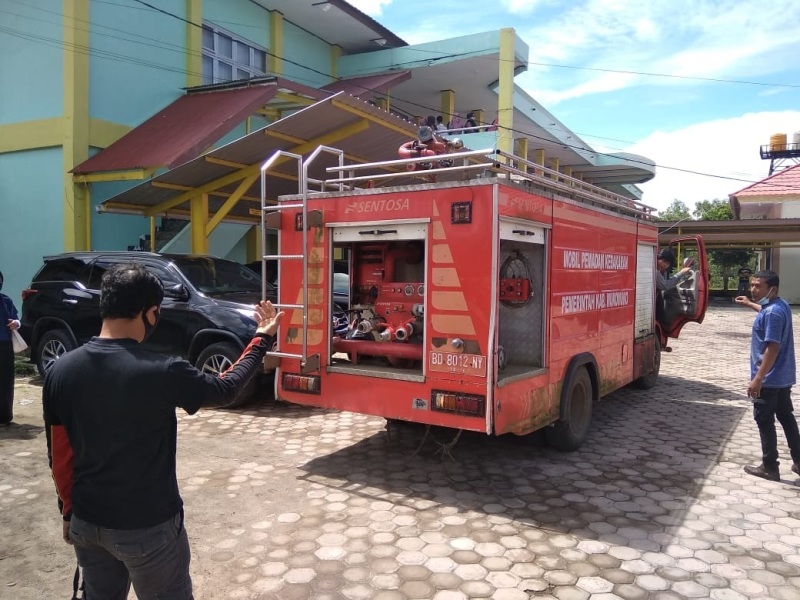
[254,301,284,337]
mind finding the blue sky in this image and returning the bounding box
[350,0,800,213]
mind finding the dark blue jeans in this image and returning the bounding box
[69,511,193,600]
[753,387,800,470]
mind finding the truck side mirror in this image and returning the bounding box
[164,283,189,301]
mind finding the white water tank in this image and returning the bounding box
[793,131,800,146]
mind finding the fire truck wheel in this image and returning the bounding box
[633,337,661,389]
[546,367,593,451]
[195,342,257,407]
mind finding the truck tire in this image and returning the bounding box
[633,337,661,389]
[36,329,76,376]
[195,342,256,407]
[545,367,593,451]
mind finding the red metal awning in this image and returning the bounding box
[72,79,325,174]
[321,70,411,98]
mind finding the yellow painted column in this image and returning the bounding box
[515,138,528,173]
[186,0,202,87]
[269,11,284,75]
[497,28,516,156]
[376,98,388,111]
[245,226,262,262]
[440,90,455,123]
[63,0,90,251]
[331,44,341,80]
[190,194,209,254]
[533,148,545,176]
[548,157,560,180]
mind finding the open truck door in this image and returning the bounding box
[660,236,709,341]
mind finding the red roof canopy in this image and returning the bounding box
[73,79,324,174]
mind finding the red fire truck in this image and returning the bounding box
[261,144,708,450]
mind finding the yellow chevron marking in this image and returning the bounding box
[432,291,468,311]
[432,244,453,264]
[431,314,476,335]
[309,247,324,265]
[431,267,461,287]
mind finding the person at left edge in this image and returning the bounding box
[0,270,21,426]
[43,263,284,600]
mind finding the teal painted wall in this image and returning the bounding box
[0,0,63,124]
[339,31,505,77]
[89,0,186,125]
[204,0,269,48]
[0,148,64,305]
[282,20,331,87]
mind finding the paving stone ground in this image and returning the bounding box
[2,303,800,599]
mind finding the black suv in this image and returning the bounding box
[20,252,276,404]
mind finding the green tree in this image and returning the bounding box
[692,199,755,291]
[655,200,692,222]
[693,199,732,221]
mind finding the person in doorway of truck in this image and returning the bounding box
[43,263,284,600]
[655,248,694,327]
[734,269,799,482]
[737,264,753,296]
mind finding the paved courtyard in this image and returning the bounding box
[2,303,800,599]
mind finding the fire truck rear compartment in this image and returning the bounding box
[496,234,546,382]
[330,238,426,376]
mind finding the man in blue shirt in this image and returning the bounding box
[735,270,799,481]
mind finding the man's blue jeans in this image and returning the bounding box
[69,511,193,600]
[753,387,800,470]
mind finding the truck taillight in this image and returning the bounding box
[21,289,37,301]
[431,390,485,417]
[282,372,321,394]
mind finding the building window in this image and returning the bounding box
[202,23,268,84]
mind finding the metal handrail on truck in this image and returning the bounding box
[319,146,654,220]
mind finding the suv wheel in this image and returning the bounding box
[37,330,76,375]
[195,342,257,407]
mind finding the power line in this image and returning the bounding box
[1,7,790,192]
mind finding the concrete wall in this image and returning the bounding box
[283,20,332,87]
[89,0,186,125]
[0,0,63,124]
[0,148,65,305]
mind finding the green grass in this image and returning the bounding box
[14,354,37,376]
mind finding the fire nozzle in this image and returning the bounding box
[379,326,396,341]
[393,321,415,342]
[356,319,381,334]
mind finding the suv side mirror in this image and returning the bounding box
[164,283,189,301]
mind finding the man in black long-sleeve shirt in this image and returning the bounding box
[43,263,284,600]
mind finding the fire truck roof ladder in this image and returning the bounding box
[259,147,346,375]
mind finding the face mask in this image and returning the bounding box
[756,288,775,306]
[141,308,160,342]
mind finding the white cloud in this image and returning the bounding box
[627,111,800,214]
[345,0,393,17]
[498,0,549,14]
[520,0,800,105]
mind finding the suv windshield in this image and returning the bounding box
[170,256,262,295]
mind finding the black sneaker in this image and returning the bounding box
[744,464,780,481]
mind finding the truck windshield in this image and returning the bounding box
[171,256,263,295]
